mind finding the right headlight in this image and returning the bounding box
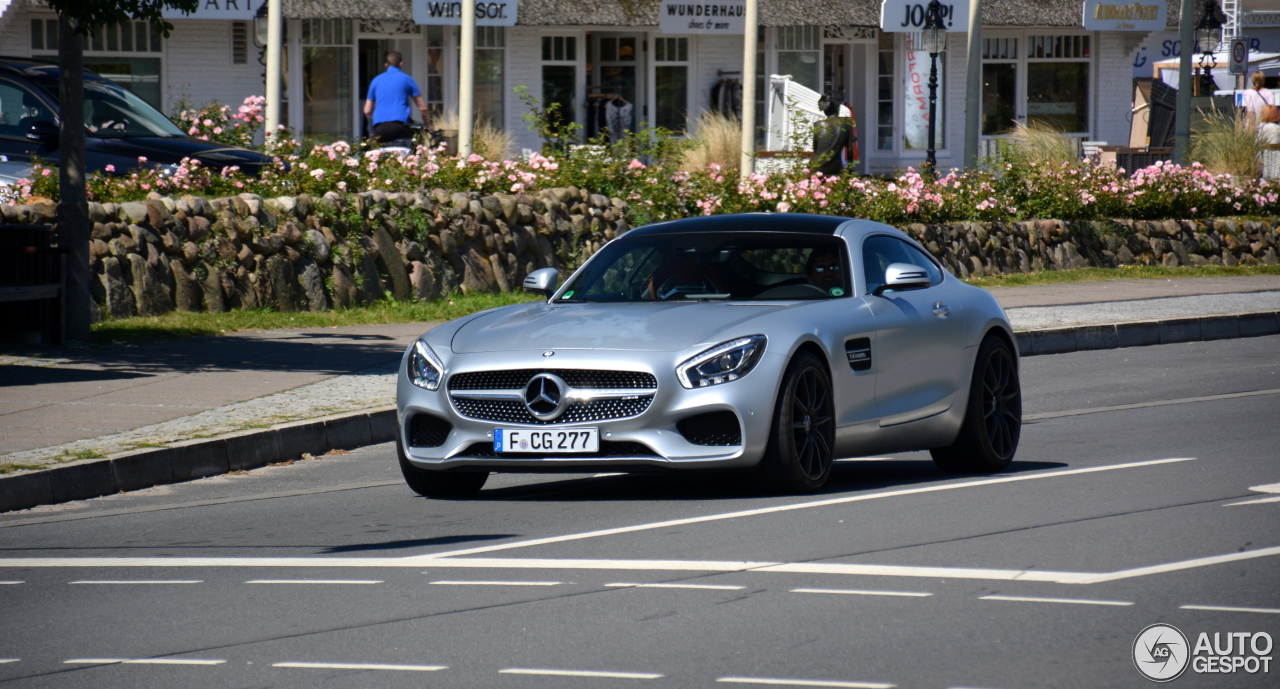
[676,335,767,389]
[408,339,444,390]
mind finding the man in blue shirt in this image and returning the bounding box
[363,52,430,143]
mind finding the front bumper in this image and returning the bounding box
[396,347,787,472]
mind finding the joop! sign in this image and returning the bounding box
[1081,0,1167,31]
[880,0,971,32]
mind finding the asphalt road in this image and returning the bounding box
[1,336,1278,689]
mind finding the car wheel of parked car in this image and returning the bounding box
[931,334,1022,473]
[760,351,835,493]
[397,439,489,497]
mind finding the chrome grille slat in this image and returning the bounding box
[449,369,657,391]
[452,396,653,425]
[448,368,658,425]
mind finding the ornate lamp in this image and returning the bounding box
[921,0,946,175]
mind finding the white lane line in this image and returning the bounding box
[759,562,1092,584]
[606,582,745,590]
[1226,482,1280,506]
[0,581,23,585]
[274,661,446,671]
[980,594,1133,607]
[717,677,894,688]
[69,580,202,585]
[412,458,1195,559]
[430,580,560,586]
[500,667,663,679]
[593,473,625,477]
[1079,544,1280,584]
[0,659,18,664]
[1181,604,1280,614]
[246,580,382,585]
[791,587,932,598]
[64,658,226,665]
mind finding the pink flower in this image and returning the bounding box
[104,164,115,172]
[41,169,51,177]
[776,202,791,213]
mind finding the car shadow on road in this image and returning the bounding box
[462,458,1070,503]
[322,534,518,553]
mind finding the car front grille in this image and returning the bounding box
[456,440,659,459]
[449,369,657,391]
[452,396,653,425]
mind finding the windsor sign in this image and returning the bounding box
[1081,0,1166,31]
[413,0,518,26]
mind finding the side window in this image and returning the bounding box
[901,242,943,285]
[0,81,55,139]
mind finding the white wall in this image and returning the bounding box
[1094,31,1136,146]
[165,20,264,116]
[506,26,542,155]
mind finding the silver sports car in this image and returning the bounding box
[396,213,1021,496]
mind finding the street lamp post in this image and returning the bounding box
[1194,0,1224,96]
[920,0,946,176]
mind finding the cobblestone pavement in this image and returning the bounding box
[1004,291,1280,330]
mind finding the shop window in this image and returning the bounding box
[542,35,578,135]
[424,26,446,118]
[30,18,163,111]
[475,26,505,128]
[654,37,688,135]
[981,38,1017,136]
[1026,35,1089,134]
[877,32,894,150]
[776,26,819,93]
[302,19,354,141]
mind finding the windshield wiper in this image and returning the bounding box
[686,293,731,300]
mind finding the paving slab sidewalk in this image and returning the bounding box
[1,274,1279,512]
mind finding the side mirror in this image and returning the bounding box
[874,263,931,296]
[522,267,559,299]
[27,121,59,149]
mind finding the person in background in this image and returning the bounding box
[810,95,854,177]
[1242,71,1275,121]
[363,51,429,143]
[1260,104,1280,144]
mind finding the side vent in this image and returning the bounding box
[845,337,872,371]
[409,414,452,448]
[677,411,742,446]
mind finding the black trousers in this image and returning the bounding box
[372,120,412,143]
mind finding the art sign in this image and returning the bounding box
[1082,0,1167,31]
[162,0,262,20]
[658,1,746,35]
[413,0,518,26]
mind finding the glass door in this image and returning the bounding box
[592,33,644,140]
[979,36,1021,158]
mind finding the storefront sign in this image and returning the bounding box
[413,0,518,26]
[162,0,263,20]
[880,0,970,32]
[1082,0,1166,31]
[658,1,746,35]
[902,33,942,150]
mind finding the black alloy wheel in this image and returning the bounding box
[931,335,1022,473]
[760,352,835,493]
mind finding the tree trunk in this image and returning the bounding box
[57,18,91,342]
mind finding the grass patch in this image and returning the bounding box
[0,462,46,475]
[91,291,542,345]
[964,264,1280,289]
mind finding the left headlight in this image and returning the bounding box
[409,340,445,390]
[677,335,767,389]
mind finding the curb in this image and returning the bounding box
[2,311,1278,514]
[0,407,397,514]
[1014,310,1280,356]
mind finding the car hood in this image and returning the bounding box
[450,301,791,353]
[93,137,273,171]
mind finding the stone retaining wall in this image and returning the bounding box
[1,192,1277,318]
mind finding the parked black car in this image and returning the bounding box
[0,56,274,177]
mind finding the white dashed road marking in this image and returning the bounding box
[430,580,561,586]
[980,594,1133,607]
[1181,604,1280,614]
[64,658,226,665]
[273,662,446,671]
[717,677,894,688]
[0,659,18,664]
[606,582,746,590]
[791,588,932,598]
[1225,483,1280,506]
[245,579,382,585]
[69,580,202,585]
[500,667,663,679]
[0,581,22,585]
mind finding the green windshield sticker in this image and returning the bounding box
[829,287,845,296]
[563,290,575,299]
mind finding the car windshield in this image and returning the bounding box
[32,73,185,139]
[556,232,851,302]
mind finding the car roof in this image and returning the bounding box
[627,213,851,237]
[0,56,100,81]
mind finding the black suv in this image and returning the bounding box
[0,56,274,176]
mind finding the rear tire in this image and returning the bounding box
[397,439,488,497]
[931,334,1022,473]
[758,352,836,494]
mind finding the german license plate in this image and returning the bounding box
[494,428,599,453]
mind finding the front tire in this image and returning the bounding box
[931,334,1022,473]
[397,439,489,497]
[758,351,836,493]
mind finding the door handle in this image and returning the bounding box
[932,302,951,318]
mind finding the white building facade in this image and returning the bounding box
[0,0,1181,174]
